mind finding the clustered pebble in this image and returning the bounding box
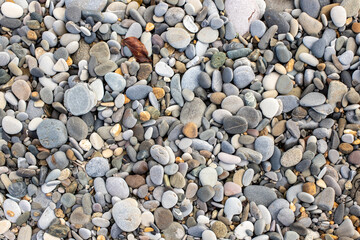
[1,0,360,239]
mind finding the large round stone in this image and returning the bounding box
[64,83,97,116]
[37,119,68,149]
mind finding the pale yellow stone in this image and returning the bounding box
[58,169,71,180]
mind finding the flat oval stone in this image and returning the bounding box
[166,28,191,49]
[197,27,219,43]
[223,116,248,134]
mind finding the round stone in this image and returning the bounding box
[61,193,76,208]
[106,177,129,199]
[3,199,21,223]
[348,151,360,165]
[260,98,279,118]
[104,72,126,92]
[254,136,274,161]
[113,199,141,232]
[154,207,173,230]
[66,117,88,141]
[64,83,97,116]
[250,20,266,38]
[277,208,294,226]
[37,119,68,149]
[150,145,170,165]
[161,190,178,209]
[166,28,191,49]
[1,2,24,18]
[331,6,347,28]
[2,116,22,135]
[46,151,69,170]
[233,66,255,88]
[276,75,293,94]
[197,27,219,43]
[85,157,110,177]
[183,122,198,138]
[0,220,11,234]
[199,167,218,187]
[11,80,31,100]
[223,116,248,134]
[281,147,303,167]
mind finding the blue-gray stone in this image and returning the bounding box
[37,119,68,149]
[126,85,153,100]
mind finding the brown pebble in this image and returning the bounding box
[272,120,286,136]
[182,122,198,138]
[152,87,165,99]
[125,175,145,188]
[302,182,317,196]
[211,221,228,238]
[210,92,226,104]
[139,111,151,121]
[339,143,353,154]
[352,22,360,33]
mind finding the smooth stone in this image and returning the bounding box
[106,177,129,199]
[299,0,320,18]
[233,66,255,88]
[166,28,191,49]
[2,116,22,135]
[314,187,335,211]
[150,145,170,165]
[330,6,347,27]
[126,85,153,100]
[1,2,24,18]
[113,199,141,232]
[254,136,274,161]
[161,190,178,208]
[223,116,248,134]
[197,27,219,43]
[264,8,290,34]
[37,119,68,149]
[244,186,277,207]
[155,62,174,77]
[105,73,126,92]
[64,83,97,116]
[65,0,107,11]
[199,167,218,187]
[86,157,110,177]
[260,98,279,118]
[298,12,323,36]
[300,92,326,107]
[281,146,302,167]
[250,20,266,37]
[3,199,21,223]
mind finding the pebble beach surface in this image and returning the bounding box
[0,0,360,239]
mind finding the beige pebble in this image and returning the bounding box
[0,219,11,234]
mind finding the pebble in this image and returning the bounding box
[37,119,68,149]
[199,167,218,187]
[113,199,141,232]
[1,2,23,19]
[2,116,22,135]
[106,177,129,199]
[64,83,96,116]
[244,186,277,207]
[0,0,358,238]
[85,157,110,177]
[233,66,255,88]
[331,6,347,28]
[166,28,191,49]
